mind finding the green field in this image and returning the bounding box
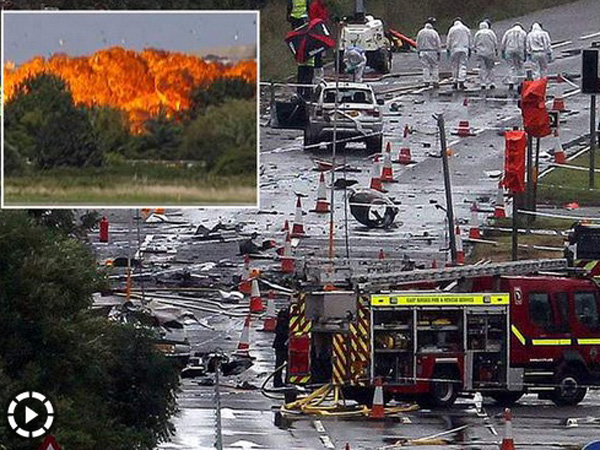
[4,163,257,206]
[537,150,600,206]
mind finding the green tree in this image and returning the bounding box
[0,211,180,450]
[189,77,256,120]
[134,111,183,160]
[182,98,256,173]
[5,74,102,170]
[90,106,136,161]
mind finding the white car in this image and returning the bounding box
[304,81,384,152]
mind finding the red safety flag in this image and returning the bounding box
[503,130,527,194]
[520,78,551,138]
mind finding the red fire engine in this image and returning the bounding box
[287,258,600,407]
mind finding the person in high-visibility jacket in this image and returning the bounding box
[309,0,330,84]
[287,0,310,30]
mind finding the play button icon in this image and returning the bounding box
[7,391,54,438]
[25,406,39,424]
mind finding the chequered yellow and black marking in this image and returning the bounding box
[288,295,312,385]
[332,333,348,385]
[576,260,600,278]
[349,296,370,386]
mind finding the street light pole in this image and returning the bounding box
[591,94,597,189]
[435,113,457,264]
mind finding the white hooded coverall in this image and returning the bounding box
[527,23,553,78]
[446,20,472,84]
[473,21,498,87]
[344,46,367,82]
[501,24,527,85]
[416,23,441,84]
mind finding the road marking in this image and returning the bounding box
[580,31,600,40]
[313,420,326,433]
[319,435,336,449]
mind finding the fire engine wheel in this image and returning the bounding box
[551,369,587,406]
[420,366,459,408]
[489,391,524,407]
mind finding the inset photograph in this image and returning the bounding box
[2,11,258,207]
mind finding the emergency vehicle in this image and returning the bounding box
[286,258,600,407]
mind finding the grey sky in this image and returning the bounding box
[3,12,258,65]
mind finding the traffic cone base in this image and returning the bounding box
[235,315,251,357]
[261,291,277,332]
[493,183,506,219]
[314,199,330,213]
[370,159,384,191]
[501,408,515,450]
[469,203,481,239]
[395,147,413,165]
[456,120,473,137]
[291,197,306,238]
[250,278,265,313]
[370,378,386,419]
[552,96,566,112]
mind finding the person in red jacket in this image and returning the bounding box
[309,0,330,83]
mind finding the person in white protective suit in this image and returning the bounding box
[501,22,527,89]
[527,22,553,79]
[416,17,442,88]
[473,20,498,89]
[344,46,367,82]
[446,18,472,89]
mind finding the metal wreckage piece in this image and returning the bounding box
[349,189,399,229]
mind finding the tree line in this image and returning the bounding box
[4,74,256,177]
[0,210,180,450]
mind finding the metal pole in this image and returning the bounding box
[436,114,457,264]
[329,23,342,260]
[512,196,519,261]
[591,94,597,189]
[525,134,533,232]
[215,358,223,450]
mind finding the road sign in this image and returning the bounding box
[582,50,600,94]
[38,435,62,450]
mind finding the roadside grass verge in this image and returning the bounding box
[468,233,565,263]
[537,151,600,206]
[4,163,257,206]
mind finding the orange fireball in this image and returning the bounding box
[3,46,257,132]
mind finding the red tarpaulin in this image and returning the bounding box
[503,130,527,194]
[521,78,552,138]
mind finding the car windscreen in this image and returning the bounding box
[322,88,374,105]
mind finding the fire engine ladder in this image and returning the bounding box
[356,258,568,290]
[306,258,568,290]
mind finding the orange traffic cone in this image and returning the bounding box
[553,130,566,164]
[501,408,515,450]
[249,278,265,313]
[238,254,252,294]
[381,148,396,182]
[378,248,385,260]
[456,120,473,137]
[282,219,290,233]
[281,232,295,274]
[396,125,413,164]
[370,158,384,192]
[235,315,252,357]
[314,173,330,213]
[552,75,566,112]
[431,259,438,269]
[261,290,277,332]
[370,377,385,419]
[494,182,507,219]
[455,225,465,265]
[468,202,481,239]
[291,197,306,238]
